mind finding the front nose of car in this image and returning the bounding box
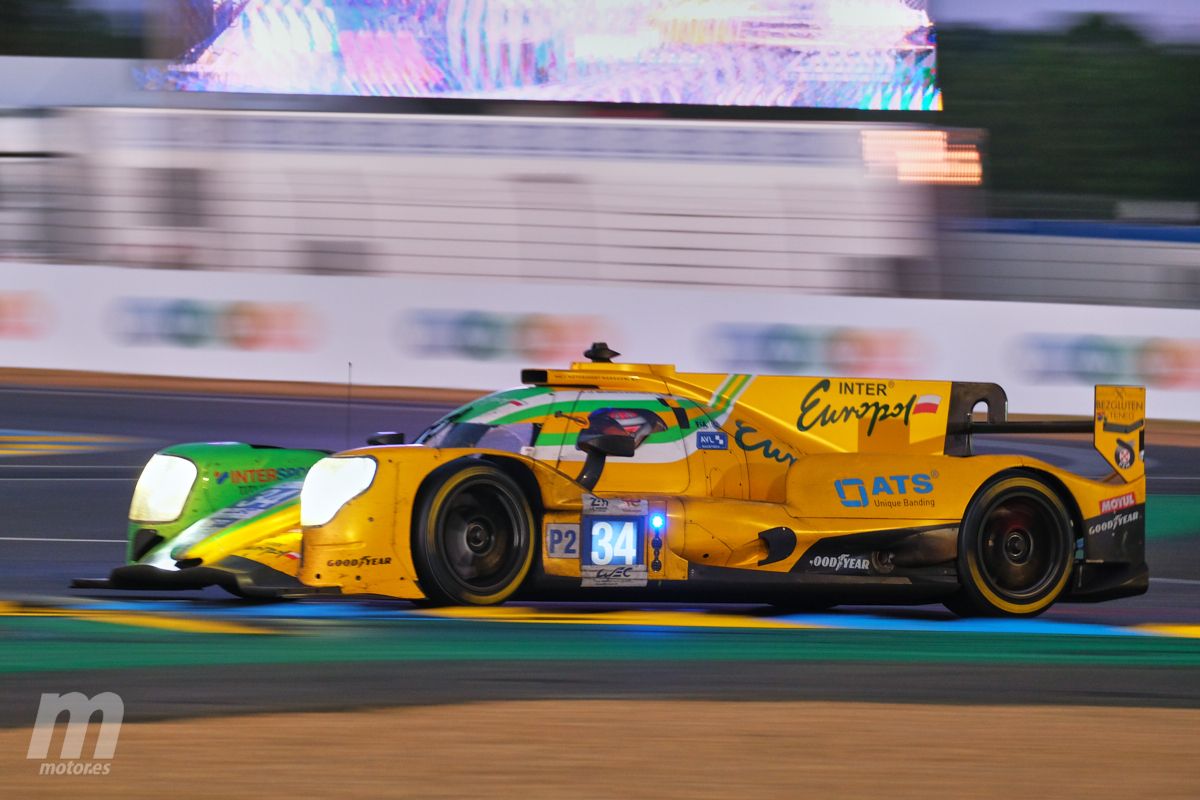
[298,448,425,599]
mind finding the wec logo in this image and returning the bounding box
[27,692,123,776]
[835,473,934,508]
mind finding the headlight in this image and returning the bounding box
[129,454,198,523]
[300,456,377,526]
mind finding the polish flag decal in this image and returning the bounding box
[913,395,941,415]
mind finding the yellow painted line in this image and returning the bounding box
[0,435,131,443]
[0,447,100,456]
[0,601,275,636]
[418,606,825,630]
[1137,624,1200,639]
[0,443,102,450]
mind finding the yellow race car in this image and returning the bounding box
[294,343,1146,616]
[86,343,1147,617]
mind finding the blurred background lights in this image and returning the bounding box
[861,129,984,186]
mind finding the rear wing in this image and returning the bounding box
[946,382,1145,483]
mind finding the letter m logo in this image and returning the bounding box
[835,478,869,508]
[27,692,124,760]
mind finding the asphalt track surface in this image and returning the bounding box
[1,384,1198,726]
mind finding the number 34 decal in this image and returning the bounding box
[546,519,646,566]
[583,518,644,567]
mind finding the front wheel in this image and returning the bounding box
[412,461,535,606]
[946,474,1074,617]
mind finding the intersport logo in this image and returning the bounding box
[1099,493,1136,515]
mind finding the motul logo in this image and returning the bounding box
[1099,493,1136,514]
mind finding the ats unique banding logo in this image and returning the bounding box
[835,472,936,508]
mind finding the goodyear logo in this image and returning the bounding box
[809,554,870,572]
[835,473,935,509]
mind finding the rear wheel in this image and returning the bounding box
[412,461,535,606]
[946,474,1074,617]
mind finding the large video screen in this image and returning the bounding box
[152,0,939,111]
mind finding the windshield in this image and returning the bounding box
[418,421,540,454]
[415,386,561,454]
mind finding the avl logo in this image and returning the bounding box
[834,474,934,508]
[27,692,123,776]
[695,430,728,450]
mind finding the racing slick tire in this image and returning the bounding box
[946,473,1074,618]
[412,461,536,606]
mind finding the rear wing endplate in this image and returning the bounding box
[1093,385,1146,482]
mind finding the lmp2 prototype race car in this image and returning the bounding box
[78,344,1148,617]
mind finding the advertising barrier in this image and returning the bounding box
[3,261,1198,420]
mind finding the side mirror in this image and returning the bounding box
[576,408,667,453]
[577,430,635,458]
[574,408,666,490]
[367,431,405,446]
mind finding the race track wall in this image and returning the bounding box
[2,261,1198,420]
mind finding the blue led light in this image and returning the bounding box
[650,513,666,530]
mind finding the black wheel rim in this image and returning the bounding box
[436,477,528,594]
[976,492,1066,601]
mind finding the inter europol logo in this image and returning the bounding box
[796,379,942,437]
[27,692,124,776]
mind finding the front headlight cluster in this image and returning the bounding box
[299,456,377,526]
[129,454,198,523]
